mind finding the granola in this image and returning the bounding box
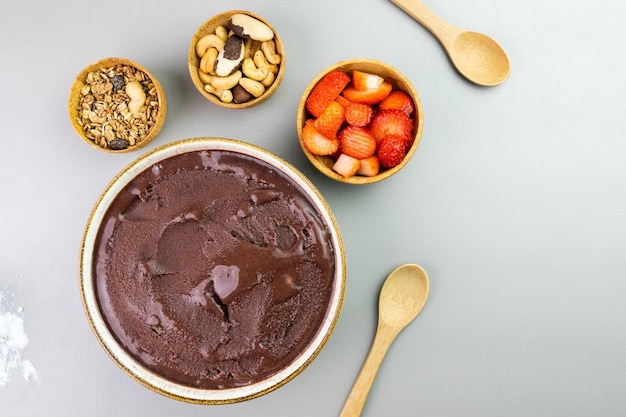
[76,64,159,150]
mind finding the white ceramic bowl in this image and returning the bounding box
[79,138,345,404]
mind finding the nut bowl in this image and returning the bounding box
[79,138,345,404]
[69,57,167,152]
[297,59,424,184]
[188,10,285,109]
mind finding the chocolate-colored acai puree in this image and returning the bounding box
[93,149,336,389]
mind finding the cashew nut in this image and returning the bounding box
[243,38,262,59]
[198,69,213,85]
[199,47,218,74]
[253,50,278,74]
[125,81,146,115]
[195,33,225,58]
[239,77,266,98]
[261,40,282,65]
[241,58,269,81]
[214,25,228,41]
[210,70,242,90]
[204,84,233,103]
[260,71,276,88]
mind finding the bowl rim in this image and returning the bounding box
[68,57,167,153]
[188,10,286,109]
[79,137,345,404]
[296,58,424,184]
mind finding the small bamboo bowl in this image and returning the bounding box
[297,59,424,184]
[68,57,167,153]
[188,10,285,109]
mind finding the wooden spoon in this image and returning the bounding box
[339,264,430,416]
[390,0,511,86]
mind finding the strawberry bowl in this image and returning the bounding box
[296,59,423,184]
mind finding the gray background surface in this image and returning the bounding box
[2,0,625,415]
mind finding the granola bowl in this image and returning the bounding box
[68,57,167,153]
[79,138,345,404]
[188,10,285,109]
[297,59,423,184]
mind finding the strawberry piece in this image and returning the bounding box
[305,70,351,118]
[332,154,360,178]
[379,90,415,117]
[352,70,384,91]
[335,95,352,108]
[377,135,409,169]
[368,109,414,144]
[339,126,377,159]
[356,155,380,177]
[341,81,392,105]
[302,119,339,155]
[314,101,345,139]
[345,102,373,127]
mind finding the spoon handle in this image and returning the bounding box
[339,324,400,417]
[389,0,461,47]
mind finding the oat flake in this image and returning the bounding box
[0,289,39,386]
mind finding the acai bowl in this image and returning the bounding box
[79,138,345,404]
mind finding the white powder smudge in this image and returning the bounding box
[0,289,39,386]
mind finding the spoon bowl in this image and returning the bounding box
[449,31,511,86]
[339,264,429,416]
[379,264,429,327]
[390,0,511,86]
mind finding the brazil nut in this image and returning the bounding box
[215,35,245,77]
[232,84,255,104]
[228,13,274,42]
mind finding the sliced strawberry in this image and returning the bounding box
[314,101,345,139]
[368,109,414,144]
[352,70,384,91]
[335,95,352,108]
[339,126,377,159]
[305,70,351,118]
[302,119,339,155]
[345,102,373,127]
[379,90,415,117]
[356,155,380,177]
[332,153,360,178]
[377,135,408,168]
[341,81,392,105]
